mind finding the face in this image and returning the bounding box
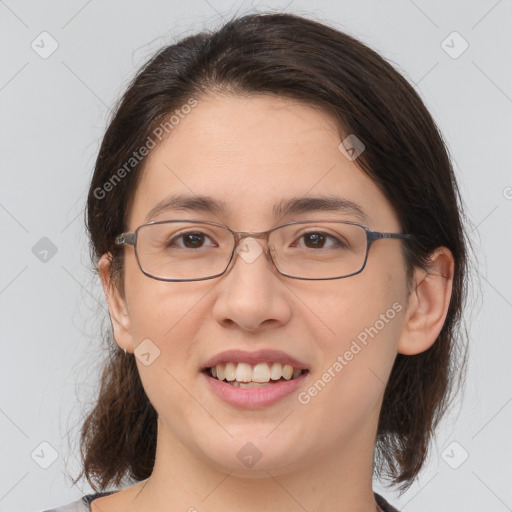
[105,93,415,478]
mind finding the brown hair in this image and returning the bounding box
[75,11,470,494]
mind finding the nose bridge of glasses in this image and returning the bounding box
[233,229,271,241]
[232,228,276,250]
[229,230,276,267]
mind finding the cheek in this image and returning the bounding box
[126,282,202,349]
[308,263,407,401]
[124,275,209,421]
[123,262,222,379]
[317,263,406,349]
[123,255,189,351]
[301,293,405,441]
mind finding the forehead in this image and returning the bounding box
[128,94,399,231]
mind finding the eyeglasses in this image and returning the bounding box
[115,219,415,281]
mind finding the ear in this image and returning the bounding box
[397,247,455,355]
[98,253,134,353]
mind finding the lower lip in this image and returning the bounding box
[202,371,308,409]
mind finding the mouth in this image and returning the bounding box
[203,362,309,388]
[201,349,310,407]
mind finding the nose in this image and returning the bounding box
[211,237,292,332]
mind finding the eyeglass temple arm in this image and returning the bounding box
[368,232,416,242]
[115,233,136,246]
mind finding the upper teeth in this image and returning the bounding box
[210,362,302,383]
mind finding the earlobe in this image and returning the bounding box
[98,253,134,353]
[397,247,455,356]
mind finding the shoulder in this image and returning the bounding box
[374,491,401,512]
[43,489,398,512]
[40,491,117,512]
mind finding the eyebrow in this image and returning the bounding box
[144,194,370,224]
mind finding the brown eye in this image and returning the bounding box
[180,233,205,248]
[296,231,348,249]
[304,232,326,248]
[166,231,215,249]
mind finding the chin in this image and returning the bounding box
[197,435,306,477]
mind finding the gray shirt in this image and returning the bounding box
[41,490,400,511]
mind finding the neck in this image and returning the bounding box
[131,418,381,512]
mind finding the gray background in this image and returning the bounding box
[1,1,511,511]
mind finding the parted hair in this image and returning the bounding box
[75,11,470,493]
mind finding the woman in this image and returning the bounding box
[45,11,468,512]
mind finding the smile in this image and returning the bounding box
[207,362,306,387]
[201,349,310,407]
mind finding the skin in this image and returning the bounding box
[95,93,454,512]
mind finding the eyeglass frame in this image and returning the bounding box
[114,218,416,282]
